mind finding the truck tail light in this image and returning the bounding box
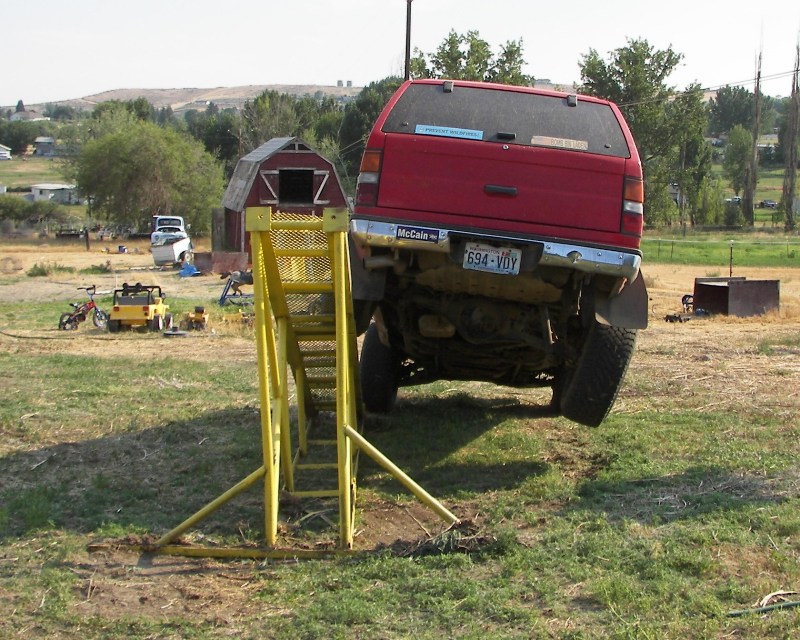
[355,149,382,207]
[621,176,644,236]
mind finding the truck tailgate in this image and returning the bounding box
[376,135,627,235]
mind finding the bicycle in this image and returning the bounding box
[58,285,109,331]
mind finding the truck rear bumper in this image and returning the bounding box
[350,219,641,283]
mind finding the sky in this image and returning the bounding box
[2,0,799,107]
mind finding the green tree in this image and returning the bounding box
[128,97,156,122]
[0,195,67,228]
[92,98,154,123]
[339,77,403,182]
[578,38,711,226]
[411,30,533,85]
[722,124,753,196]
[239,90,300,153]
[667,85,713,226]
[46,104,81,122]
[579,38,683,163]
[156,105,175,126]
[708,86,753,136]
[489,39,534,85]
[0,120,51,154]
[72,119,223,233]
[186,108,241,177]
[693,176,726,226]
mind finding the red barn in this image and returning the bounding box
[220,137,350,258]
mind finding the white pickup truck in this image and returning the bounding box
[150,216,193,267]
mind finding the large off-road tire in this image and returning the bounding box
[360,323,400,413]
[556,321,637,427]
[92,308,109,329]
[107,320,122,333]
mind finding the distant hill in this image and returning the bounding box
[7,84,365,114]
[7,81,586,115]
[6,80,587,115]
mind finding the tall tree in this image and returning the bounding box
[723,124,753,196]
[741,53,763,225]
[411,30,533,86]
[668,85,713,226]
[781,43,799,231]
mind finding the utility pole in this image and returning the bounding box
[404,0,413,81]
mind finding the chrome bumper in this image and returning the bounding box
[350,218,641,282]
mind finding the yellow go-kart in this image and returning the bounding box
[107,283,173,332]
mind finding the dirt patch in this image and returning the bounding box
[0,240,224,303]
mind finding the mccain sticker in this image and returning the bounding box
[395,225,440,243]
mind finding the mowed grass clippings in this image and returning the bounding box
[1,294,800,637]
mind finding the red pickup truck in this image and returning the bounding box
[350,79,647,426]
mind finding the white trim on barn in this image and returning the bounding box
[0,144,11,160]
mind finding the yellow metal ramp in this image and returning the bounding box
[147,207,458,557]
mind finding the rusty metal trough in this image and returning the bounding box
[693,277,780,317]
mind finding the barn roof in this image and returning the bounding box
[222,137,322,212]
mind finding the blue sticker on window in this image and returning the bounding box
[415,124,483,140]
[395,225,440,243]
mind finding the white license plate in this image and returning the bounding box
[463,241,521,275]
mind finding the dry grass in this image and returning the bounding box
[2,239,800,638]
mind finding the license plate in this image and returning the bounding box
[463,241,521,275]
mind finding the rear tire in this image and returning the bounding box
[360,323,400,413]
[59,312,77,330]
[149,315,165,331]
[107,320,122,333]
[353,299,376,336]
[557,321,637,427]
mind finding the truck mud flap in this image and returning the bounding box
[594,271,648,330]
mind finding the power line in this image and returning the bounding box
[614,69,798,108]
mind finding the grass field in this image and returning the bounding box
[1,244,800,638]
[0,156,70,189]
[643,235,800,268]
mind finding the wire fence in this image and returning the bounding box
[642,237,800,267]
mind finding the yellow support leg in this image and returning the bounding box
[250,231,281,547]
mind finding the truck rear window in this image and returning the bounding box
[382,83,631,158]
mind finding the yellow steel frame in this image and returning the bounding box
[141,207,458,558]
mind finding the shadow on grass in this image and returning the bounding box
[359,391,555,494]
[569,465,800,524]
[0,392,554,542]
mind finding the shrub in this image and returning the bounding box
[26,262,75,277]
